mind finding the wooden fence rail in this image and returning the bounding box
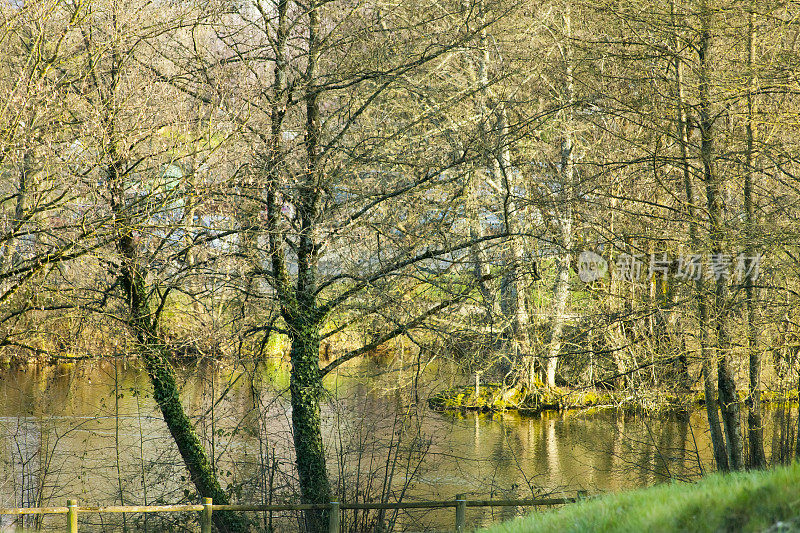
[0,492,587,533]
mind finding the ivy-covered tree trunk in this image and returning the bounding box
[284,2,332,528]
[287,318,330,531]
[115,229,249,533]
[85,8,249,529]
[142,347,249,532]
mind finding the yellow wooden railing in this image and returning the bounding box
[0,493,587,532]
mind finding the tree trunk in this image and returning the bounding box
[495,108,531,382]
[474,1,528,365]
[744,6,766,469]
[284,3,332,528]
[115,225,248,533]
[98,18,248,522]
[700,302,728,472]
[670,0,728,470]
[698,0,743,469]
[288,320,330,531]
[546,218,571,388]
[466,169,497,324]
[796,368,800,461]
[6,148,32,271]
[545,4,575,388]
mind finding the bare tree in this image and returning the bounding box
[153,0,520,528]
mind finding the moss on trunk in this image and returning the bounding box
[289,320,330,532]
[118,234,248,532]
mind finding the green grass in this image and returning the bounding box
[484,462,800,533]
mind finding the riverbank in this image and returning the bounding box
[483,461,800,533]
[428,383,799,415]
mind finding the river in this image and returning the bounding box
[0,358,792,531]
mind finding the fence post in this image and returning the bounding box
[328,501,340,533]
[67,499,78,533]
[455,494,466,532]
[201,497,213,533]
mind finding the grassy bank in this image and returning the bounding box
[484,462,800,533]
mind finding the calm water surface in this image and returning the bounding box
[0,358,787,531]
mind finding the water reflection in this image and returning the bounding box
[0,360,792,531]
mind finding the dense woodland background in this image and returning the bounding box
[2,0,800,530]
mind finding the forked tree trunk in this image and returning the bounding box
[470,0,498,326]
[698,0,743,469]
[285,3,333,528]
[474,2,529,368]
[700,319,728,472]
